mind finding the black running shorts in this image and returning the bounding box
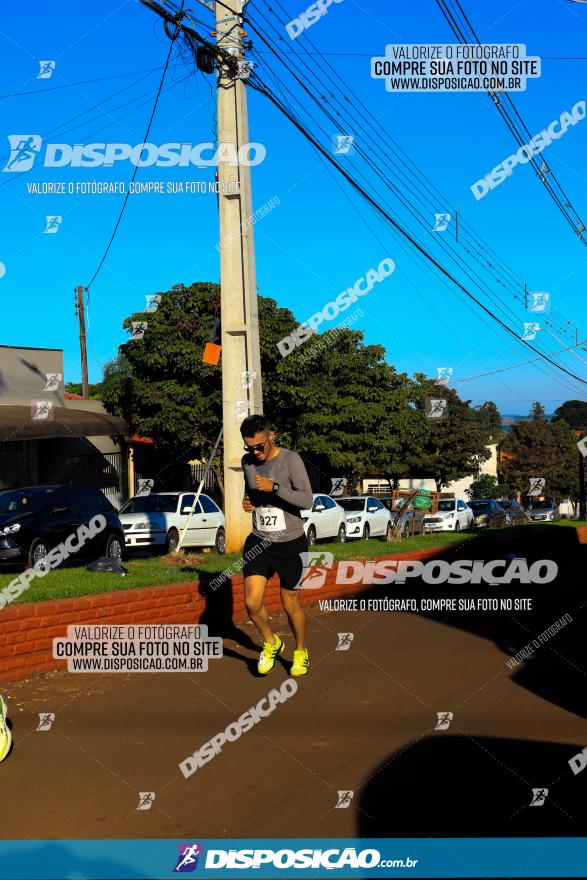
[242,532,309,590]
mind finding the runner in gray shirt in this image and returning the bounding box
[240,414,313,677]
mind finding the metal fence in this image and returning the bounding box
[64,452,126,510]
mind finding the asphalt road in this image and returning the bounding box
[2,526,587,846]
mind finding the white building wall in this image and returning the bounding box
[363,444,498,498]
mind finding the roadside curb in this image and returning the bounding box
[0,545,451,683]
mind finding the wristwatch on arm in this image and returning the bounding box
[272,482,280,494]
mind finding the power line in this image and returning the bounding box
[86,35,180,291]
[237,10,587,390]
[0,66,166,100]
[246,1,587,392]
[436,0,587,247]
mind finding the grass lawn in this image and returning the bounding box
[2,531,471,605]
[1,520,584,605]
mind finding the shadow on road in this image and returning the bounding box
[364,524,587,720]
[358,735,585,837]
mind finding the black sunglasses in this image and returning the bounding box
[243,435,269,453]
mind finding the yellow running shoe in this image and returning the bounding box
[291,649,309,677]
[258,635,284,675]
[0,694,12,763]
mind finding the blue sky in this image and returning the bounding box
[1,0,586,413]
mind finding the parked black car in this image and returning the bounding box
[0,485,125,569]
[497,499,527,526]
[468,499,509,529]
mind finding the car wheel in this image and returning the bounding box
[362,523,370,541]
[214,527,226,555]
[28,538,50,570]
[401,522,410,539]
[307,525,317,546]
[335,523,346,543]
[105,533,123,562]
[454,521,461,533]
[165,528,180,554]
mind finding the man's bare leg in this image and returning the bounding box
[244,575,275,644]
[280,588,306,651]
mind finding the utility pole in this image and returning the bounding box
[215,0,263,552]
[74,285,89,399]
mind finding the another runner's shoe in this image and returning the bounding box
[0,694,12,763]
[258,635,284,675]
[291,649,309,677]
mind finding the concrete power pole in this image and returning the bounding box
[75,285,90,399]
[215,0,263,552]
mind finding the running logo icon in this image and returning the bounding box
[3,135,42,172]
[44,373,61,391]
[435,711,453,730]
[335,790,354,808]
[436,367,453,386]
[527,292,550,313]
[522,322,540,341]
[297,551,334,589]
[530,788,548,806]
[332,134,355,155]
[37,713,55,731]
[31,400,53,421]
[173,843,204,872]
[433,213,451,232]
[37,61,56,79]
[330,477,347,497]
[426,398,447,418]
[336,633,354,651]
[527,477,545,497]
[136,792,156,811]
[44,216,62,234]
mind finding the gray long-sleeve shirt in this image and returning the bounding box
[242,448,313,543]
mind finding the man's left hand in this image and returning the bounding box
[255,475,274,492]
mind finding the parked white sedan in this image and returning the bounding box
[119,492,225,554]
[301,494,347,545]
[337,496,392,541]
[423,498,474,533]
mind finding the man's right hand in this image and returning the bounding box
[242,496,255,513]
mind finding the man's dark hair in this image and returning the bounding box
[240,413,271,437]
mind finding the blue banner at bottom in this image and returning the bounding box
[0,838,585,878]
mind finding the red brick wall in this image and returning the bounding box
[0,547,448,683]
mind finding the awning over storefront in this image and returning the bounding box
[0,405,128,441]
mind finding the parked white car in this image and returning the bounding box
[119,492,225,554]
[423,498,474,533]
[301,494,347,545]
[337,495,392,541]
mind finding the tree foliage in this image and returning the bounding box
[499,416,580,502]
[100,281,498,492]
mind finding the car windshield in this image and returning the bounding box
[119,494,179,514]
[469,501,490,512]
[528,501,552,510]
[0,487,56,514]
[499,500,512,509]
[337,498,366,512]
[437,500,456,512]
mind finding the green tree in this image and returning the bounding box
[553,400,587,430]
[500,417,579,502]
[530,400,546,421]
[466,474,510,500]
[101,281,493,497]
[413,379,492,492]
[473,401,502,440]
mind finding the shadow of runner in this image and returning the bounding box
[363,524,587,719]
[196,570,261,673]
[358,736,585,837]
